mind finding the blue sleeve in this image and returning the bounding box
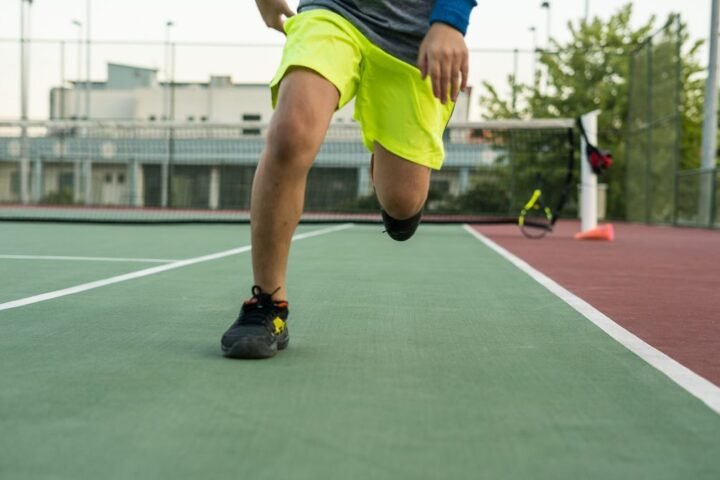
[429,0,477,36]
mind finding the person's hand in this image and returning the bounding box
[417,23,469,104]
[255,0,296,34]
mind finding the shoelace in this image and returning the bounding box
[239,285,282,326]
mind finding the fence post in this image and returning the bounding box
[645,39,653,224]
[673,16,683,225]
[711,170,718,228]
[700,0,720,225]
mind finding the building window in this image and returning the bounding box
[242,112,261,134]
[187,116,195,122]
[201,116,208,122]
[149,115,156,121]
[10,171,20,195]
[117,173,126,184]
[105,173,113,184]
[58,172,74,192]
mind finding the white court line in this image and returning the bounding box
[0,224,353,312]
[463,224,720,415]
[0,254,175,263]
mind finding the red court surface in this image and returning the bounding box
[473,221,720,386]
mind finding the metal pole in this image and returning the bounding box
[540,2,551,47]
[85,0,91,119]
[164,21,174,120]
[59,41,65,118]
[540,2,551,93]
[584,0,589,22]
[700,0,719,225]
[169,41,177,206]
[170,42,176,121]
[673,16,682,226]
[72,20,82,202]
[72,20,82,119]
[512,48,518,114]
[645,40,653,223]
[19,0,31,204]
[83,0,92,204]
[529,26,537,84]
[161,21,174,208]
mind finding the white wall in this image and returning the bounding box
[52,81,468,124]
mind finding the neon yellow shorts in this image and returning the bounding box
[270,9,454,170]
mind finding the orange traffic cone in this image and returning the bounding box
[574,223,615,241]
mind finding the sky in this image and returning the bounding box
[0,0,712,119]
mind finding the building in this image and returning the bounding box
[2,64,484,210]
[50,63,471,125]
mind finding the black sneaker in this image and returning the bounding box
[221,286,289,359]
[381,209,423,242]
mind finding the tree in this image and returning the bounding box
[479,4,704,218]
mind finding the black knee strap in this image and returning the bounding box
[381,209,423,242]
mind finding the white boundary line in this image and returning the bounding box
[0,254,175,263]
[463,224,720,415]
[0,224,353,312]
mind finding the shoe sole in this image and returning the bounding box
[222,336,289,359]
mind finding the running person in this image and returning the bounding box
[221,0,477,358]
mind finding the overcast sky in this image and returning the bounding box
[0,0,711,119]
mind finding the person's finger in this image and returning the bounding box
[281,4,296,17]
[460,55,469,93]
[439,56,452,103]
[429,56,442,99]
[418,51,429,79]
[450,57,461,102]
[270,18,284,33]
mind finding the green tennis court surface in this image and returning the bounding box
[1,222,718,479]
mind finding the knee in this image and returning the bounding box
[379,189,426,220]
[264,113,321,172]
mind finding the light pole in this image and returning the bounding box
[529,26,537,84]
[540,1,551,93]
[164,21,174,121]
[72,20,82,119]
[162,20,175,208]
[540,1,551,49]
[19,0,33,204]
[71,19,83,202]
[84,0,91,120]
[584,0,590,22]
[512,48,519,114]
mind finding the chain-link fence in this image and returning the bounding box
[625,16,718,228]
[625,16,682,226]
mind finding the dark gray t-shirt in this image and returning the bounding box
[298,0,434,66]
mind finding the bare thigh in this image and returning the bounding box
[372,143,431,219]
[266,68,340,165]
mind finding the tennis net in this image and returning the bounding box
[0,119,576,223]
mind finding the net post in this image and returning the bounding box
[580,110,601,232]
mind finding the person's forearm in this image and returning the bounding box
[429,0,477,35]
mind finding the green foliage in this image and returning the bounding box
[479,4,704,219]
[679,38,706,170]
[42,188,74,205]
